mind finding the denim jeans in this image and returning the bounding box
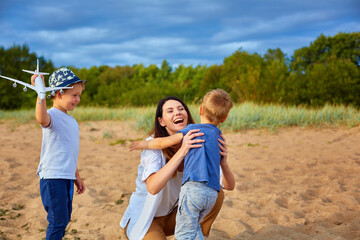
[40,179,73,240]
[175,181,218,240]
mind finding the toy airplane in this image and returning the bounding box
[0,59,73,104]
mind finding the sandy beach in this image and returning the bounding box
[0,120,359,240]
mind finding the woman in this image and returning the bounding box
[120,96,235,239]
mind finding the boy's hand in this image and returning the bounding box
[74,177,86,194]
[31,74,44,86]
[218,135,228,165]
[129,140,148,151]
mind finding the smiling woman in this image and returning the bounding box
[159,100,187,133]
[120,96,233,240]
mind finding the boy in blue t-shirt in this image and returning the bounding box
[32,67,86,240]
[130,89,233,239]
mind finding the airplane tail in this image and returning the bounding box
[22,59,49,75]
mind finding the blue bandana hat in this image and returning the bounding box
[49,67,85,88]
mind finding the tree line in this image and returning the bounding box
[0,32,359,110]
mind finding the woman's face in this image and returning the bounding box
[159,100,189,136]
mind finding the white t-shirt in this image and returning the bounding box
[120,138,183,240]
[37,108,79,180]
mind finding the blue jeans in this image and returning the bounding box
[175,181,218,240]
[40,179,74,240]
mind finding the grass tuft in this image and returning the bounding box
[1,102,359,133]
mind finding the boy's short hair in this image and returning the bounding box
[202,89,233,125]
[48,67,86,99]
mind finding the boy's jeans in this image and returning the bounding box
[175,181,218,240]
[40,179,73,240]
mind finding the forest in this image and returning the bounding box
[0,32,359,110]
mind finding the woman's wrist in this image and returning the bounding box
[180,143,190,156]
[174,146,187,160]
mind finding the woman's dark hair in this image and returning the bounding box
[152,96,195,161]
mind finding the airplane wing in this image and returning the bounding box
[22,70,49,75]
[44,86,74,92]
[0,75,36,91]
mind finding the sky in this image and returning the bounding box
[1,0,359,69]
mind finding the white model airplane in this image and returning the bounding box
[0,59,73,104]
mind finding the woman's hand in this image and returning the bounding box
[145,129,204,195]
[177,129,205,157]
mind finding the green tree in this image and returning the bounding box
[93,66,135,106]
[188,65,207,102]
[71,65,110,106]
[262,48,289,103]
[290,32,360,105]
[291,32,360,71]
[171,64,206,102]
[156,60,172,84]
[133,63,157,85]
[302,56,360,105]
[0,45,54,109]
[196,65,222,100]
[221,49,263,103]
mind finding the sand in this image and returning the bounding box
[0,120,359,240]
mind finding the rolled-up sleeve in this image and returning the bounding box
[141,149,164,182]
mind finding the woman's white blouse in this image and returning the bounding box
[120,137,183,240]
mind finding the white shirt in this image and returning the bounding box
[37,108,79,180]
[120,137,183,240]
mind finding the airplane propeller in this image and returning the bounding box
[13,82,17,87]
[23,86,27,92]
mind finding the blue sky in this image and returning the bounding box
[1,0,359,68]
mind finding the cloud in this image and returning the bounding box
[51,51,147,68]
[332,22,360,34]
[45,37,194,67]
[212,10,339,42]
[210,41,260,55]
[34,28,112,46]
[1,0,358,68]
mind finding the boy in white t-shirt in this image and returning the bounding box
[32,67,86,240]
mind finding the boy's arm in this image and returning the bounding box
[74,169,85,194]
[129,133,183,151]
[148,133,183,149]
[219,135,235,190]
[220,159,235,190]
[32,74,50,127]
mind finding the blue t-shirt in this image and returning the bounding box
[37,108,79,180]
[179,123,222,191]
